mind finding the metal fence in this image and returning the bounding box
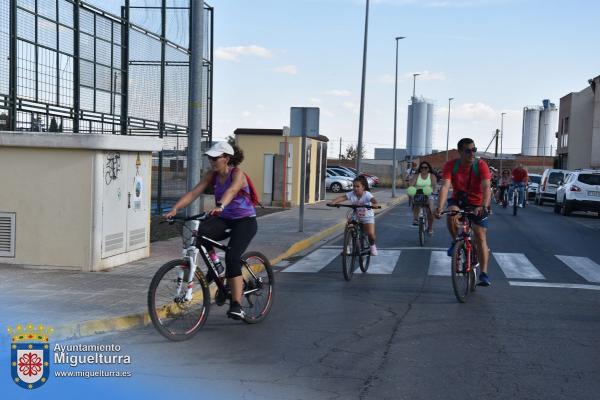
[0,0,213,214]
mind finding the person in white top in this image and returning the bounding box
[328,175,379,255]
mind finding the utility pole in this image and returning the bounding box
[445,97,454,162]
[391,36,405,197]
[494,129,499,157]
[500,112,506,173]
[356,0,370,174]
[339,137,342,161]
[186,1,204,216]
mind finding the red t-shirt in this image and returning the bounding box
[512,168,528,183]
[442,159,491,206]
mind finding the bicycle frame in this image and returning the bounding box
[175,218,262,303]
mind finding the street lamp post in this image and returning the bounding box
[445,97,454,162]
[356,0,370,174]
[407,73,420,176]
[500,112,506,173]
[391,36,406,198]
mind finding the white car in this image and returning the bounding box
[326,172,353,193]
[554,170,600,216]
[535,169,570,205]
[326,167,376,188]
[527,173,542,199]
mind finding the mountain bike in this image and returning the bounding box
[147,213,274,341]
[441,209,479,303]
[412,189,432,247]
[328,204,380,281]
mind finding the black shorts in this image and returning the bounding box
[447,198,489,228]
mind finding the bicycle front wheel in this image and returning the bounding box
[451,241,470,303]
[418,217,425,247]
[342,227,357,281]
[240,251,274,324]
[147,259,211,341]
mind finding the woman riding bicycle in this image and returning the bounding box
[164,141,256,321]
[409,161,437,234]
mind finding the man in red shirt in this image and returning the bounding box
[435,138,492,286]
[509,164,528,208]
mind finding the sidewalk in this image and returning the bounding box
[0,188,407,342]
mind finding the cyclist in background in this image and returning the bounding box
[435,138,492,286]
[496,169,511,204]
[509,164,528,208]
[409,161,437,234]
[328,175,379,256]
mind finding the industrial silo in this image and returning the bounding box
[537,100,558,156]
[406,98,431,156]
[521,106,541,156]
[425,102,434,154]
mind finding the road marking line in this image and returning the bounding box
[365,250,401,274]
[320,246,445,251]
[555,255,600,283]
[282,249,340,273]
[493,253,545,279]
[509,281,600,291]
[428,251,450,276]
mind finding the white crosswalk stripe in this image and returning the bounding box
[492,253,545,280]
[428,251,450,276]
[555,255,600,283]
[283,249,341,273]
[364,250,401,274]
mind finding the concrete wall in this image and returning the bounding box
[592,76,600,168]
[568,87,594,170]
[0,148,93,268]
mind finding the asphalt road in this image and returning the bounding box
[55,200,600,400]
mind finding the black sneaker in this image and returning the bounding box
[227,301,245,320]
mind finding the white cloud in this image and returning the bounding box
[323,111,335,117]
[215,45,272,62]
[378,74,396,84]
[404,70,446,81]
[274,65,298,75]
[324,89,352,97]
[342,101,359,115]
[241,110,252,118]
[308,97,323,105]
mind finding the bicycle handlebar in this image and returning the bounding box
[440,209,478,217]
[326,204,381,210]
[161,212,209,224]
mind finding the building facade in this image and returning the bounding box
[556,75,600,170]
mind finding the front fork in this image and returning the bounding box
[175,247,200,301]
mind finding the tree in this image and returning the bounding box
[341,144,366,161]
[226,135,236,146]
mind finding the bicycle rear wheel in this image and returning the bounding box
[451,241,470,303]
[148,259,211,341]
[342,227,357,281]
[359,231,370,272]
[240,251,274,324]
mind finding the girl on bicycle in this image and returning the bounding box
[328,175,379,255]
[496,169,511,204]
[164,141,256,321]
[409,161,437,234]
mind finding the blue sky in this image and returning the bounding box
[86,0,600,158]
[209,0,600,157]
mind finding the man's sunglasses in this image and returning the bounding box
[208,155,224,161]
[420,166,429,170]
[464,147,477,155]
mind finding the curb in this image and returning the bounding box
[49,193,408,341]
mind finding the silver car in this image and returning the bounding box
[326,172,353,193]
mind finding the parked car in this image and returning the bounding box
[535,169,570,205]
[554,170,600,216]
[527,173,542,199]
[327,166,378,187]
[325,172,353,193]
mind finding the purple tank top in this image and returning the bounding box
[214,168,256,219]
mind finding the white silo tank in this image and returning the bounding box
[521,107,540,156]
[538,102,558,156]
[412,100,428,156]
[425,102,434,155]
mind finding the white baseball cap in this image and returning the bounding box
[205,141,234,157]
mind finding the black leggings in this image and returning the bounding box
[196,216,258,278]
